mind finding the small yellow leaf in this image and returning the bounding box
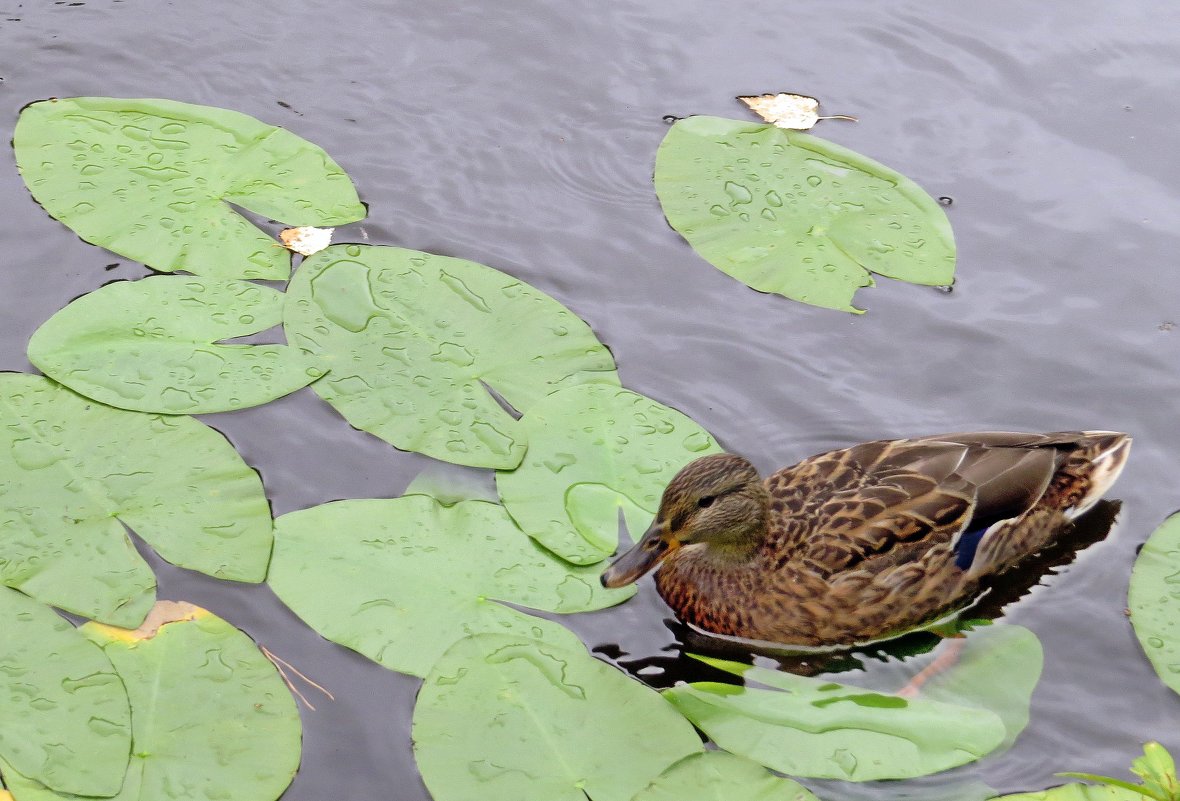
[280,225,334,256]
[736,92,857,130]
[87,600,205,643]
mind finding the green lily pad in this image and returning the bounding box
[28,276,325,414]
[0,373,273,626]
[654,115,955,313]
[0,587,130,797]
[632,752,819,801]
[997,786,1149,801]
[412,632,702,801]
[663,624,1041,781]
[495,383,722,564]
[0,602,301,801]
[14,97,364,280]
[283,244,619,469]
[267,494,634,678]
[1129,513,1180,696]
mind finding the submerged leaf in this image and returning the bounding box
[0,587,130,796]
[737,92,856,130]
[0,373,273,626]
[14,97,365,279]
[412,632,702,801]
[496,383,722,564]
[633,752,819,801]
[283,244,619,468]
[0,602,301,801]
[663,625,1040,781]
[28,276,325,413]
[654,115,955,313]
[1129,513,1180,697]
[267,495,633,678]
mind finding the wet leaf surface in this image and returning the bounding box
[28,276,325,414]
[412,632,702,801]
[0,602,302,801]
[1129,513,1180,697]
[495,383,722,564]
[663,624,1041,781]
[654,115,955,313]
[14,97,364,280]
[632,752,819,801]
[0,587,130,797]
[0,373,273,626]
[267,495,634,678]
[283,244,619,468]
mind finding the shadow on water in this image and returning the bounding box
[598,499,1122,687]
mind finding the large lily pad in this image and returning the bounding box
[28,276,325,414]
[0,373,273,626]
[654,115,955,313]
[283,244,619,468]
[267,494,634,677]
[495,383,722,564]
[633,752,819,801]
[0,587,130,797]
[663,624,1041,781]
[412,632,702,801]
[1129,513,1180,696]
[14,97,365,280]
[0,602,301,801]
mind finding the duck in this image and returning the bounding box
[601,431,1131,647]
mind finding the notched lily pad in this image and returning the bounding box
[0,602,302,801]
[495,383,722,565]
[0,373,273,626]
[267,494,634,678]
[28,276,325,414]
[0,586,131,797]
[654,115,955,313]
[283,244,619,468]
[412,632,702,801]
[663,624,1041,781]
[14,97,365,279]
[1129,513,1180,697]
[633,752,820,801]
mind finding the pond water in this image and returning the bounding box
[2,1,1179,799]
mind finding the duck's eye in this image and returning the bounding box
[697,496,715,509]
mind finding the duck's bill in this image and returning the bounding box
[600,523,673,588]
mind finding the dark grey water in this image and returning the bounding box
[2,1,1180,798]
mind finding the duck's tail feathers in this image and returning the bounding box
[1065,431,1132,520]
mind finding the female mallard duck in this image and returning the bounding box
[601,431,1131,647]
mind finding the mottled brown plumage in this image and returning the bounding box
[601,431,1131,647]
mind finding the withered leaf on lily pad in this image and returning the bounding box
[737,92,856,130]
[14,97,365,280]
[28,276,325,414]
[0,373,273,626]
[0,586,130,797]
[654,115,955,313]
[0,602,302,801]
[283,244,619,469]
[267,494,633,678]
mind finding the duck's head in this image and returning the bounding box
[600,452,769,588]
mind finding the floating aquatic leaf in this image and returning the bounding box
[412,632,702,801]
[0,586,130,797]
[633,752,819,801]
[0,373,272,626]
[654,115,955,313]
[0,602,301,801]
[1129,513,1180,697]
[495,383,722,565]
[663,624,1040,781]
[1060,742,1180,801]
[279,225,333,256]
[14,97,365,280]
[997,786,1148,801]
[283,244,619,468]
[28,276,325,414]
[267,495,633,678]
[737,92,856,130]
